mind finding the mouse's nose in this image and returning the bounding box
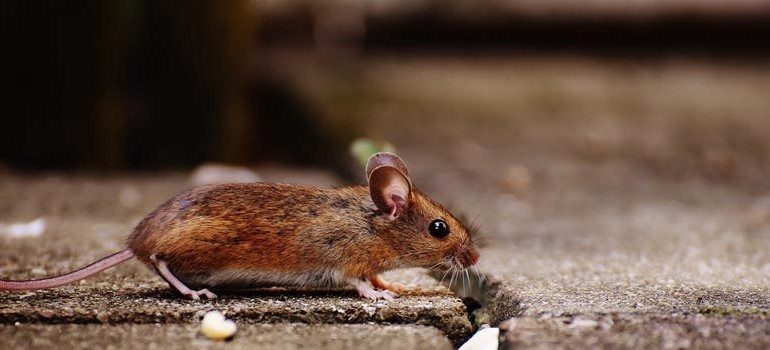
[456,246,479,267]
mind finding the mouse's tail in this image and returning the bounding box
[0,249,134,291]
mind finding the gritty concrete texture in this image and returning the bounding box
[0,324,452,350]
[0,286,471,341]
[499,314,769,349]
[462,172,770,347]
[467,189,770,318]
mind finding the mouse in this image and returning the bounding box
[0,152,479,300]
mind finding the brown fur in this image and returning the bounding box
[129,182,478,285]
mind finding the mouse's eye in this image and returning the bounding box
[428,219,450,239]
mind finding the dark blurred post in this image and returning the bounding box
[128,1,257,168]
[94,2,134,169]
[0,1,257,170]
[217,2,256,164]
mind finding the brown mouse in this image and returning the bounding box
[0,153,479,300]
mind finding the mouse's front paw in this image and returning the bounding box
[359,288,395,301]
[385,282,408,293]
[355,280,395,300]
[370,275,408,293]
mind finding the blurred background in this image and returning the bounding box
[2,0,769,179]
[2,0,770,246]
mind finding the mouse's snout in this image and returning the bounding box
[454,244,479,268]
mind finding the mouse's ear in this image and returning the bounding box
[366,152,412,220]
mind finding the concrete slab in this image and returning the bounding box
[0,323,452,350]
[499,313,770,349]
[0,286,472,342]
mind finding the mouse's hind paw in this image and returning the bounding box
[149,254,218,301]
[183,288,218,300]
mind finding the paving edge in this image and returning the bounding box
[0,288,474,345]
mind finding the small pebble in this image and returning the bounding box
[201,311,237,340]
[0,217,46,237]
[459,324,499,350]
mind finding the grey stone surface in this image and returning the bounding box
[499,313,769,349]
[0,285,471,341]
[0,323,452,350]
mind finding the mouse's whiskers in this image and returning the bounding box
[438,263,453,285]
[470,266,486,288]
